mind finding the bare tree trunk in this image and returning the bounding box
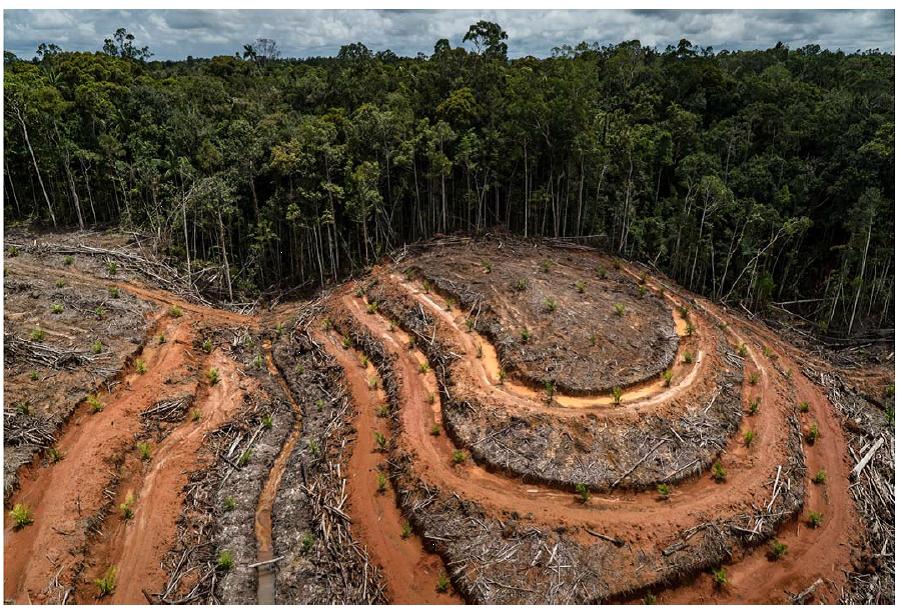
[15,108,56,226]
[847,217,872,337]
[216,204,234,301]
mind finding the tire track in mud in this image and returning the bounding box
[253,341,303,604]
[320,330,461,605]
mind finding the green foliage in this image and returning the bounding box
[190,408,202,421]
[798,401,809,413]
[769,539,788,560]
[813,470,826,484]
[497,369,506,383]
[520,327,530,342]
[109,286,120,299]
[748,371,759,385]
[136,358,146,374]
[481,261,492,273]
[545,297,557,312]
[169,305,183,318]
[238,448,252,466]
[51,303,63,314]
[9,503,33,528]
[202,339,213,354]
[678,305,689,319]
[418,361,430,374]
[444,298,455,311]
[262,414,273,428]
[94,305,105,319]
[712,567,727,587]
[91,340,103,354]
[87,394,105,413]
[436,572,450,592]
[596,265,607,280]
[120,491,135,519]
[217,550,234,570]
[614,303,625,316]
[430,424,441,436]
[612,386,622,404]
[29,370,39,381]
[452,450,467,464]
[107,262,118,275]
[16,400,31,415]
[806,421,819,444]
[158,333,166,344]
[49,447,64,463]
[343,336,352,349]
[638,285,647,298]
[738,343,748,357]
[575,483,590,504]
[63,255,73,266]
[301,533,315,551]
[576,280,585,293]
[661,370,674,387]
[307,439,319,455]
[224,495,235,511]
[541,260,552,273]
[254,354,264,369]
[644,592,657,605]
[683,351,694,363]
[712,461,727,482]
[685,322,695,336]
[137,441,152,461]
[748,397,760,414]
[544,381,555,398]
[378,404,390,417]
[377,472,388,493]
[743,429,755,446]
[206,367,219,384]
[367,301,378,314]
[56,279,65,288]
[374,431,387,449]
[807,511,823,528]
[401,522,413,539]
[656,483,669,498]
[30,328,45,341]
[94,566,117,596]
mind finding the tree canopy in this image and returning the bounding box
[3,25,894,338]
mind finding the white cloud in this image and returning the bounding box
[3,9,894,61]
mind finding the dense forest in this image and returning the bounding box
[3,24,894,338]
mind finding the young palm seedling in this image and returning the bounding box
[107,262,118,276]
[743,430,755,447]
[436,572,450,592]
[217,551,234,570]
[576,280,586,293]
[206,367,219,385]
[614,303,625,316]
[202,339,213,354]
[8,503,33,529]
[48,447,65,463]
[748,397,760,415]
[430,424,441,436]
[452,450,467,464]
[712,461,727,482]
[301,533,314,551]
[56,279,65,288]
[545,297,557,312]
[806,421,819,445]
[515,278,528,291]
[262,414,273,428]
[91,340,103,354]
[769,540,788,560]
[169,304,183,318]
[94,305,105,319]
[712,567,727,588]
[30,328,45,341]
[238,449,252,466]
[224,496,236,511]
[656,484,670,499]
[88,394,105,413]
[136,358,147,374]
[520,327,530,342]
[29,370,39,381]
[807,511,823,528]
[377,472,388,493]
[749,372,759,385]
[109,286,120,299]
[49,303,62,314]
[575,483,590,504]
[612,386,623,404]
[374,431,387,450]
[683,351,694,364]
[63,255,73,265]
[137,442,152,461]
[661,370,674,387]
[813,470,826,484]
[95,566,117,597]
[119,491,135,519]
[401,522,413,539]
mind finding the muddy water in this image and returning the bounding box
[393,275,700,408]
[254,342,303,604]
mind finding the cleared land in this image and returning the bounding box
[3,232,893,604]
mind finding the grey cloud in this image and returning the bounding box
[4,9,894,61]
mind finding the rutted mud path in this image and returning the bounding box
[254,341,303,604]
[4,263,254,603]
[321,330,461,604]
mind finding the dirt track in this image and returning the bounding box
[3,234,875,604]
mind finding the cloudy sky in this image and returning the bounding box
[4,9,895,61]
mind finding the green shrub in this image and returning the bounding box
[515,278,528,291]
[749,372,759,385]
[712,567,727,587]
[109,286,120,299]
[107,262,118,275]
[119,491,135,519]
[16,400,31,416]
[807,511,823,528]
[88,394,105,413]
[576,280,586,293]
[29,370,39,381]
[712,461,727,482]
[743,430,755,446]
[262,414,273,428]
[444,298,455,311]
[377,472,388,493]
[190,409,202,422]
[238,449,252,466]
[401,522,413,539]
[343,337,352,349]
[8,503,33,528]
[295,363,304,374]
[545,381,555,398]
[806,421,819,445]
[465,319,474,331]
[315,399,325,411]
[224,496,235,511]
[614,303,625,316]
[301,533,314,551]
[202,339,213,354]
[661,370,674,387]
[575,483,590,504]
[91,340,103,354]
[322,317,333,330]
[63,255,73,265]
[30,328,45,341]
[95,566,117,596]
[452,450,466,464]
[169,304,183,318]
[545,297,557,312]
[748,397,760,415]
[374,431,387,449]
[49,447,64,463]
[158,333,166,344]
[683,351,694,364]
[137,442,152,461]
[51,303,63,314]
[644,592,657,605]
[685,322,695,336]
[6,245,19,257]
[738,343,748,357]
[56,279,65,288]
[136,358,146,374]
[597,265,607,279]
[769,539,788,560]
[430,424,441,436]
[307,439,319,455]
[378,404,390,417]
[253,354,264,369]
[367,301,378,314]
[678,305,689,318]
[612,386,622,404]
[813,470,826,484]
[436,572,450,592]
[94,305,105,319]
[217,550,234,570]
[206,367,219,385]
[656,484,669,498]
